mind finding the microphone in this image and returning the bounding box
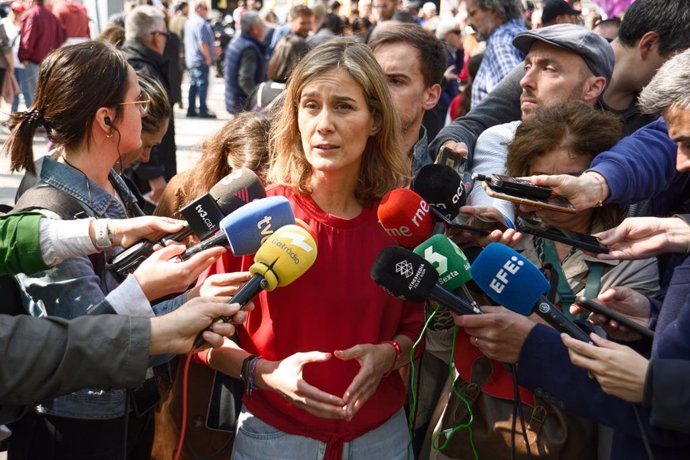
[412,164,465,221]
[413,234,480,311]
[166,168,267,242]
[108,168,266,278]
[377,188,436,248]
[469,243,592,342]
[180,196,295,260]
[194,224,318,347]
[370,246,481,315]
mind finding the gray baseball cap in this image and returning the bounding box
[513,24,614,82]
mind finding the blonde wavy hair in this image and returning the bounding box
[268,37,410,205]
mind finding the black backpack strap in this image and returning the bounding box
[12,185,90,220]
[11,185,106,277]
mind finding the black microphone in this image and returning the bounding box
[412,164,466,221]
[106,168,266,282]
[371,246,481,316]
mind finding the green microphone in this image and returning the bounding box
[414,234,480,313]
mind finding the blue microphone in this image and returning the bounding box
[180,196,295,259]
[470,243,592,343]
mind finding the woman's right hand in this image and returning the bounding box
[133,243,225,301]
[186,271,253,299]
[255,352,348,420]
[570,287,651,342]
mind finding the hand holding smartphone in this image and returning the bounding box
[575,296,655,340]
[435,146,466,171]
[475,173,577,214]
[516,216,609,254]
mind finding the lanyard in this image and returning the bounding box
[536,238,604,320]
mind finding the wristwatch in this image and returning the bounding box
[93,218,112,250]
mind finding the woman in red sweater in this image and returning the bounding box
[204,38,425,459]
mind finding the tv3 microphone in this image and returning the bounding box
[194,224,318,347]
[370,246,481,316]
[180,196,295,260]
[377,188,436,248]
[107,168,266,278]
[470,243,592,343]
[412,164,466,221]
[413,234,480,311]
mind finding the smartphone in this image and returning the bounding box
[429,206,490,235]
[491,175,552,200]
[575,296,655,340]
[516,216,609,254]
[480,180,577,214]
[435,146,466,171]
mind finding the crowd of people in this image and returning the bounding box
[1,0,690,459]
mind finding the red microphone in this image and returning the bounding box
[377,188,436,248]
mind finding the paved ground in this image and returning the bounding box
[0,74,231,206]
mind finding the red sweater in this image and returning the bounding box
[205,185,424,455]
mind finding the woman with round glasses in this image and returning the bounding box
[3,41,224,459]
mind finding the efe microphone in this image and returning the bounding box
[470,243,592,343]
[371,246,481,315]
[180,196,295,260]
[194,224,318,347]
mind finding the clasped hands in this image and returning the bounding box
[254,342,399,421]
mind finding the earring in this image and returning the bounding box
[106,131,114,139]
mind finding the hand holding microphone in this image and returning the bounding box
[193,224,318,347]
[470,243,593,343]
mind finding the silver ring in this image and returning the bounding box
[474,336,480,347]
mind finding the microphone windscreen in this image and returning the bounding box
[209,168,267,215]
[252,224,318,290]
[469,243,550,315]
[377,188,436,248]
[412,164,465,221]
[370,246,438,302]
[221,196,295,255]
[413,234,472,291]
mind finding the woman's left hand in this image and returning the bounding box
[334,343,396,421]
[561,332,649,402]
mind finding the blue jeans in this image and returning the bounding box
[232,406,413,460]
[187,64,210,115]
[11,67,34,112]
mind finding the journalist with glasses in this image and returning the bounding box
[3,41,227,459]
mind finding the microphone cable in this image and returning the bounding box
[405,302,436,460]
[430,325,478,460]
[509,364,533,460]
[633,405,656,460]
[174,346,198,460]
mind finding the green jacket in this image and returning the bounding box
[0,213,48,276]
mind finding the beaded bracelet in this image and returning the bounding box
[381,340,401,377]
[246,356,262,396]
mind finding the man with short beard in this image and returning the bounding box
[464,24,613,226]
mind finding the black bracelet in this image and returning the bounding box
[240,355,257,383]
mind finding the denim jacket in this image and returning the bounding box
[14,157,182,419]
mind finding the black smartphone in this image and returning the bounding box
[575,296,655,340]
[435,145,466,171]
[429,206,490,235]
[475,174,552,200]
[516,216,609,254]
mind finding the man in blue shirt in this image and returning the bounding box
[184,0,216,118]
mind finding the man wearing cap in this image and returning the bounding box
[463,24,612,226]
[541,0,581,27]
[465,0,526,109]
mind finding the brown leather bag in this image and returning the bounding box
[434,357,597,460]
